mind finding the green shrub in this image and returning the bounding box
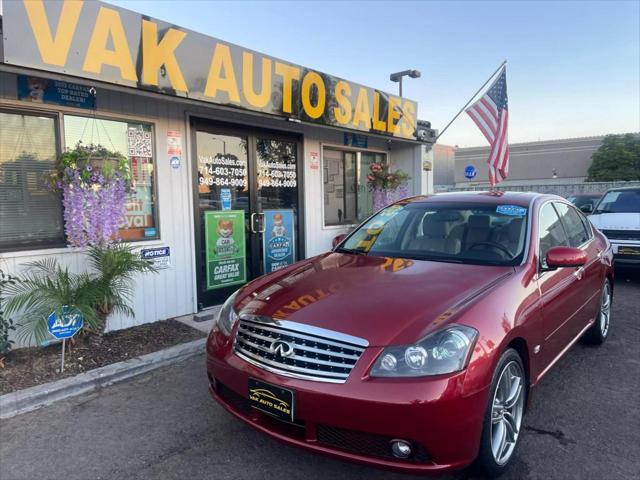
[0,269,17,355]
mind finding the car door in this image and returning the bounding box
[554,202,602,335]
[536,202,585,367]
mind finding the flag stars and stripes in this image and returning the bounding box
[466,67,509,186]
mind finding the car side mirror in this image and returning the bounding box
[545,246,587,269]
[332,234,348,249]
[580,204,593,214]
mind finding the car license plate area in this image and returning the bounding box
[618,246,640,256]
[248,378,295,422]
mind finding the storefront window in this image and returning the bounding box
[63,115,158,241]
[0,111,64,250]
[323,148,386,226]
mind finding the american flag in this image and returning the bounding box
[465,67,509,186]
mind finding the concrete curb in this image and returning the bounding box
[0,338,206,420]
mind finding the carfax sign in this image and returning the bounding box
[263,210,296,273]
[204,210,246,290]
[1,0,417,139]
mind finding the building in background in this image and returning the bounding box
[432,144,456,191]
[454,136,607,187]
[432,135,640,191]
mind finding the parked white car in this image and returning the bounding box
[588,187,640,267]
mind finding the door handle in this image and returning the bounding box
[573,266,585,279]
[250,213,265,233]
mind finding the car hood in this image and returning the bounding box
[237,253,513,347]
[589,212,640,230]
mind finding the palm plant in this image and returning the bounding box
[3,244,157,344]
[86,244,157,332]
[3,259,101,344]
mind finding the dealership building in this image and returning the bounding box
[0,1,432,335]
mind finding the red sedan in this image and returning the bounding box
[206,192,614,477]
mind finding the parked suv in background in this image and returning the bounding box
[589,187,640,266]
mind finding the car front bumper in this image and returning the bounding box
[610,240,640,265]
[206,330,489,474]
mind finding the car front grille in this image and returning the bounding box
[601,229,640,241]
[233,316,368,383]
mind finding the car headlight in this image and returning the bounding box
[370,325,478,377]
[213,290,239,337]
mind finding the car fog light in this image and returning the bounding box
[390,440,412,459]
[380,353,397,371]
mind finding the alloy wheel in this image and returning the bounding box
[600,282,611,337]
[490,361,525,466]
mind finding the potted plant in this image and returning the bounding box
[366,162,410,211]
[47,141,131,248]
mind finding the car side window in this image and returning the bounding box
[538,203,569,266]
[555,202,590,247]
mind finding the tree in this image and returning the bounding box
[587,133,640,181]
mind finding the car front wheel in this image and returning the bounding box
[582,279,612,345]
[475,348,526,478]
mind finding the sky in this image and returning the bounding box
[104,1,638,147]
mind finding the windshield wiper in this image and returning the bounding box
[334,247,368,256]
[400,253,464,263]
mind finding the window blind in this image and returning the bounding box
[0,112,64,250]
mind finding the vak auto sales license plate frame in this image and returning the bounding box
[248,378,295,422]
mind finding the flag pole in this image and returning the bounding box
[434,60,507,143]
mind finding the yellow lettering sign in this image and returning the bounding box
[274,62,301,114]
[82,6,137,81]
[204,43,240,102]
[352,87,371,129]
[301,71,326,119]
[242,52,272,108]
[23,0,83,67]
[141,20,188,92]
[372,91,387,132]
[401,100,416,138]
[333,81,352,125]
[387,96,402,134]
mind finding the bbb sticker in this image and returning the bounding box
[496,205,527,216]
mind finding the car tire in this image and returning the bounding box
[581,279,612,345]
[475,348,526,478]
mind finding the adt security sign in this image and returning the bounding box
[47,306,84,339]
[464,165,477,179]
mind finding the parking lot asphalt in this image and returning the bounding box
[1,270,639,480]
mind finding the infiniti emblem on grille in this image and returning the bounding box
[271,340,295,358]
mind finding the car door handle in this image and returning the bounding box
[573,266,585,279]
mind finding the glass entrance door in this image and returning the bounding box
[193,122,301,308]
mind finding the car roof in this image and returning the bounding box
[402,191,558,208]
[603,186,640,193]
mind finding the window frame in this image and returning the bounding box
[537,200,571,271]
[321,144,388,229]
[0,107,66,252]
[554,201,593,249]
[62,112,161,243]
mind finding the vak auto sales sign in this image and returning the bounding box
[1,0,418,140]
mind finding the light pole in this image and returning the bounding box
[390,69,421,97]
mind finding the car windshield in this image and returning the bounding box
[594,189,640,214]
[338,202,529,266]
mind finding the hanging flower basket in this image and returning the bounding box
[366,162,410,211]
[48,142,132,248]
